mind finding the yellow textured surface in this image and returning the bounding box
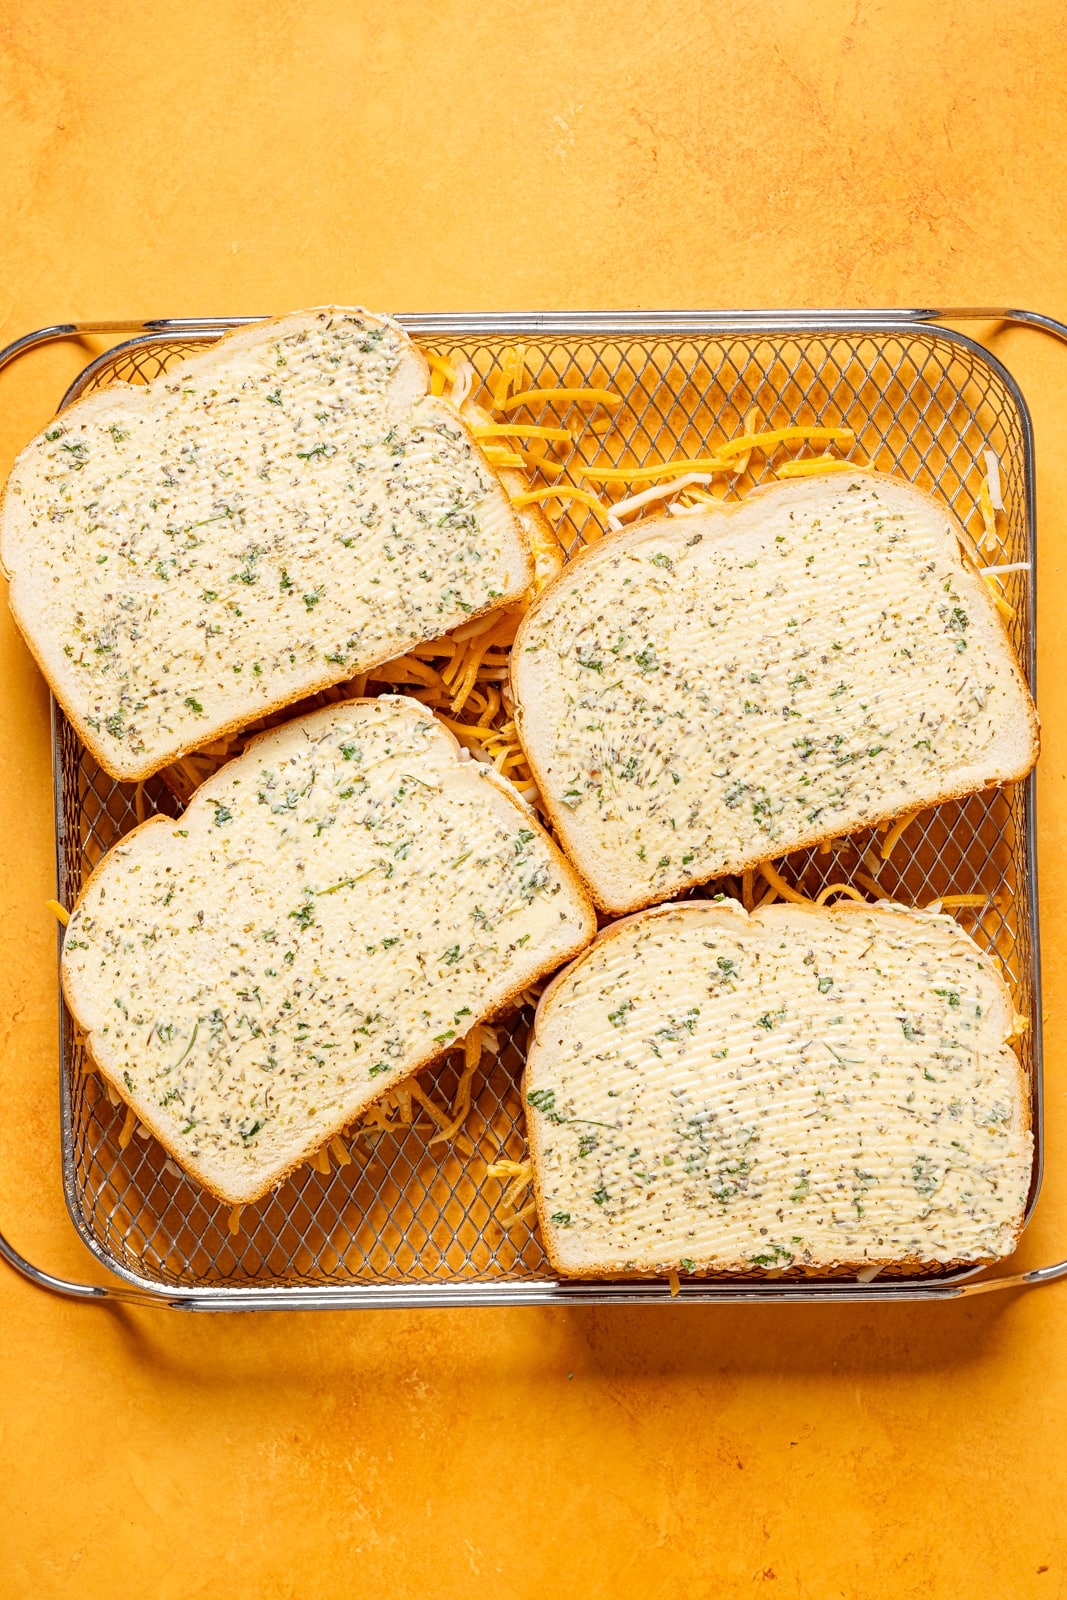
[2,2,1067,1594]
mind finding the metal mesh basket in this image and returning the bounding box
[23,313,1044,1306]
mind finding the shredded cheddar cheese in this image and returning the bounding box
[489,345,527,411]
[880,811,921,861]
[425,351,458,383]
[510,486,611,524]
[775,455,856,478]
[511,447,568,477]
[984,450,1004,511]
[715,425,855,461]
[46,898,70,927]
[977,480,999,554]
[579,457,730,484]
[117,1104,138,1150]
[500,387,622,414]
[731,407,760,476]
[429,1027,484,1146]
[814,883,867,906]
[487,1158,533,1180]
[470,424,573,443]
[981,577,1016,622]
[450,360,474,410]
[607,473,719,527]
[757,860,815,907]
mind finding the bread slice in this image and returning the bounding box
[525,899,1032,1278]
[511,471,1038,914]
[61,696,595,1204]
[1,307,532,780]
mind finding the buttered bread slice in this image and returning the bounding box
[512,472,1038,914]
[62,697,594,1204]
[1,307,532,780]
[526,901,1032,1277]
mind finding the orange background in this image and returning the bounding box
[3,3,1067,1595]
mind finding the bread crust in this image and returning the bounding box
[510,469,1040,914]
[61,696,596,1205]
[2,307,533,782]
[524,897,1032,1280]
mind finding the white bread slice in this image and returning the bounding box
[526,900,1032,1277]
[511,471,1038,914]
[61,696,595,1205]
[1,308,533,780]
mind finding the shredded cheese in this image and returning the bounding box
[46,898,70,927]
[668,1270,680,1297]
[977,480,999,553]
[487,1158,532,1180]
[500,387,622,414]
[926,894,988,910]
[981,578,1016,622]
[667,500,716,517]
[329,1135,352,1167]
[470,424,573,443]
[814,883,867,906]
[425,350,458,384]
[757,859,815,906]
[880,810,920,861]
[512,447,568,477]
[488,1155,535,1225]
[715,425,855,462]
[500,1200,538,1228]
[984,449,1004,511]
[450,359,474,410]
[510,486,611,524]
[228,1205,244,1236]
[117,1104,138,1150]
[578,457,730,484]
[775,455,856,478]
[489,345,526,411]
[731,407,760,476]
[607,473,719,528]
[429,1027,484,1146]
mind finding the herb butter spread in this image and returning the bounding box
[61,697,594,1204]
[512,472,1037,914]
[527,901,1032,1276]
[2,307,531,780]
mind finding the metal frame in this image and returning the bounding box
[2,305,1064,1310]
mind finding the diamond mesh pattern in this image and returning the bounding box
[55,323,1039,1293]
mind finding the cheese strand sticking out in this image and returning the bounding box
[500,387,622,413]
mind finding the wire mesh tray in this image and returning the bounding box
[3,310,1055,1308]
